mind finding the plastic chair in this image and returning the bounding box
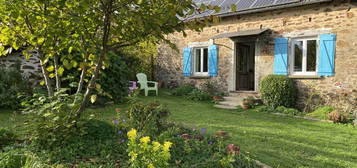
[136,73,158,96]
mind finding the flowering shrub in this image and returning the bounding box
[127,129,172,168]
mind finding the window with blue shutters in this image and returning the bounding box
[289,37,318,76]
[183,44,219,77]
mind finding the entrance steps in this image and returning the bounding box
[214,91,259,110]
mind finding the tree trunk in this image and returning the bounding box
[75,0,113,118]
[76,58,88,94]
[53,54,61,92]
[39,54,54,97]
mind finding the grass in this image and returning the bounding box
[1,91,357,168]
[137,91,357,168]
[305,106,336,120]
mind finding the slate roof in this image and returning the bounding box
[187,0,332,20]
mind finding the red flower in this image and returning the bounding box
[226,144,240,155]
[180,134,192,140]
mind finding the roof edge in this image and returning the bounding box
[216,0,333,18]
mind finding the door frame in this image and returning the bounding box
[231,37,259,92]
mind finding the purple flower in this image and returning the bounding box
[208,141,213,145]
[113,120,119,125]
[118,130,123,135]
[200,128,207,135]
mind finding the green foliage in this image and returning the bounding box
[260,75,297,108]
[155,126,259,168]
[306,106,336,120]
[200,80,224,96]
[275,106,303,116]
[171,85,196,96]
[127,129,172,168]
[0,128,17,149]
[98,52,130,103]
[0,65,30,110]
[186,89,212,101]
[34,119,127,164]
[0,149,27,168]
[242,97,257,109]
[121,102,170,136]
[22,89,81,148]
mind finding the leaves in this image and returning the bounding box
[90,94,97,104]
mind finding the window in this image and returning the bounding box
[290,38,318,75]
[193,47,209,75]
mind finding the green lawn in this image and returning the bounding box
[137,92,357,168]
[1,92,357,168]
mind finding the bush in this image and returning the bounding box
[260,75,297,108]
[0,128,17,149]
[120,101,170,136]
[23,89,81,148]
[171,85,196,96]
[186,89,212,101]
[98,52,130,104]
[276,106,303,116]
[0,64,30,110]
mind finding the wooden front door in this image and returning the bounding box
[236,43,255,91]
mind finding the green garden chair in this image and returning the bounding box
[136,73,158,96]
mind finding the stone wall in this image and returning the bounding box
[0,51,42,85]
[156,1,357,107]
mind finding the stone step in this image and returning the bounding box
[214,104,237,110]
[223,96,244,102]
[219,100,242,107]
[229,91,259,98]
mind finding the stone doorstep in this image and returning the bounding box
[219,100,242,107]
[213,104,237,110]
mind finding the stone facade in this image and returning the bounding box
[156,1,357,107]
[0,51,42,85]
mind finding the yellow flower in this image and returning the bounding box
[140,136,151,144]
[147,163,155,168]
[163,141,173,152]
[127,129,137,140]
[152,141,161,151]
[128,151,138,161]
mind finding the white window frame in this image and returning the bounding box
[290,37,319,76]
[193,47,209,76]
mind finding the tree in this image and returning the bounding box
[0,0,219,117]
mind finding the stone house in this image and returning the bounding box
[156,0,357,108]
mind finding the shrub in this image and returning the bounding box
[0,128,17,149]
[328,110,350,124]
[98,52,130,104]
[127,129,172,168]
[0,64,31,110]
[242,97,256,109]
[171,85,196,96]
[260,75,297,108]
[186,89,212,101]
[23,89,81,148]
[276,106,303,116]
[306,106,335,120]
[120,102,170,136]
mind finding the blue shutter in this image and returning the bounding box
[208,45,218,77]
[274,38,289,75]
[318,34,336,77]
[183,47,192,77]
